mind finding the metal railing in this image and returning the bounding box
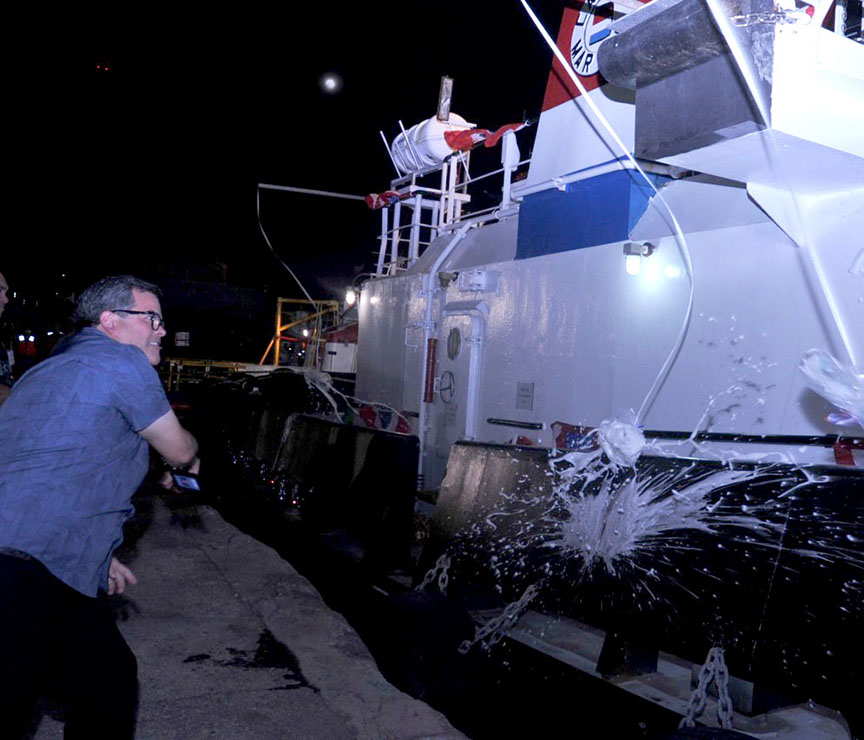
[375,131,530,275]
[163,358,270,392]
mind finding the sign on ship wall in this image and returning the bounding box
[541,0,615,111]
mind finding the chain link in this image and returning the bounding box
[680,646,735,730]
[715,650,734,729]
[415,553,451,594]
[458,582,542,654]
[438,558,449,593]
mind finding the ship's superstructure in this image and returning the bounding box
[244,1,864,736]
[356,0,863,488]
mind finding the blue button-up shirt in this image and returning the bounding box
[0,328,170,596]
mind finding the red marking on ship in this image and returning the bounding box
[541,0,648,112]
[833,436,864,466]
[552,420,600,451]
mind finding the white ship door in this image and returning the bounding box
[434,303,486,462]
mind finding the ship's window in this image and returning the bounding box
[447,327,462,360]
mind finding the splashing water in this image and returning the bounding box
[289,365,411,431]
[548,464,777,575]
[298,367,344,420]
[597,419,646,469]
[800,349,864,429]
[550,419,646,484]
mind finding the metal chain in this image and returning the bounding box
[415,553,451,594]
[458,582,542,654]
[438,557,449,593]
[715,649,734,729]
[680,646,735,730]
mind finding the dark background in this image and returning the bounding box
[4,1,567,366]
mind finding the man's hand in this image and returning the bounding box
[0,385,10,405]
[159,469,174,490]
[108,557,137,596]
[159,457,201,490]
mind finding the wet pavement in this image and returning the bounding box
[28,492,467,740]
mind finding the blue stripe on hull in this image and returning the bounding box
[516,169,670,259]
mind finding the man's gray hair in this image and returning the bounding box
[73,275,162,325]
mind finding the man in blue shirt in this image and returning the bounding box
[0,270,12,404]
[0,275,200,740]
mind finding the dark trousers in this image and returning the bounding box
[0,554,138,740]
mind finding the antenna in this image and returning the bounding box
[437,76,453,122]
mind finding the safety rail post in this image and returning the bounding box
[455,151,470,222]
[439,162,449,228]
[274,298,283,366]
[500,130,521,210]
[389,200,402,273]
[376,207,389,275]
[431,201,440,239]
[408,193,423,266]
[447,159,459,224]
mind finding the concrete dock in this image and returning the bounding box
[29,492,467,740]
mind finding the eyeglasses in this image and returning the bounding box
[110,309,165,331]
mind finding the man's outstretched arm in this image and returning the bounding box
[139,409,198,468]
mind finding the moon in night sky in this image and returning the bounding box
[319,72,343,94]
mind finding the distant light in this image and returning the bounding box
[319,72,343,94]
[47,331,54,337]
[369,295,380,305]
[625,254,641,276]
[27,336,35,343]
[345,289,356,306]
[302,328,310,337]
[17,335,25,342]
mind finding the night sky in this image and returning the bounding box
[2,2,567,362]
[83,2,565,297]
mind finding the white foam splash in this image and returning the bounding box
[539,419,646,493]
[289,366,411,432]
[800,349,864,429]
[549,466,776,575]
[597,419,646,469]
[298,367,343,420]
